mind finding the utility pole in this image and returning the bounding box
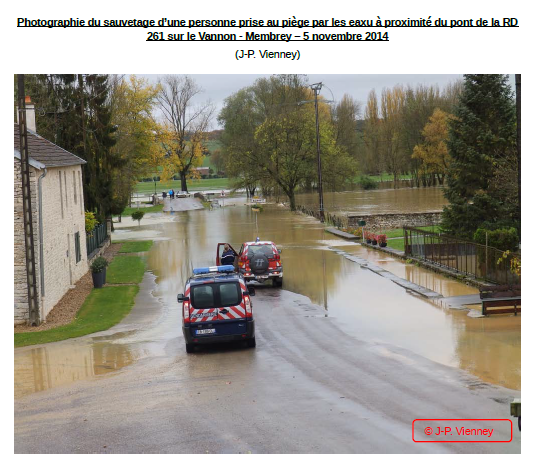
[516,73,521,224]
[311,82,324,222]
[17,74,40,326]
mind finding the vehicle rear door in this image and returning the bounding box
[189,281,247,337]
[216,242,238,266]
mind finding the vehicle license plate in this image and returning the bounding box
[196,328,216,335]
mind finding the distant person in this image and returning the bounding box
[221,244,235,266]
[162,191,167,199]
[169,189,174,198]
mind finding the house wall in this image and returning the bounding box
[38,165,88,319]
[14,160,41,324]
[14,161,88,324]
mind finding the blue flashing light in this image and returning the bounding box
[193,265,235,275]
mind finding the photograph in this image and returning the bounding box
[13,73,521,454]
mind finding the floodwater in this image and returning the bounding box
[295,185,447,214]
[14,188,520,397]
[14,340,137,398]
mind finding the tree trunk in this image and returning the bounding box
[180,172,188,192]
[287,190,296,211]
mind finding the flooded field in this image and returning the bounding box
[295,184,447,214]
[15,189,520,398]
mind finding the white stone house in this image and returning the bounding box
[14,110,88,325]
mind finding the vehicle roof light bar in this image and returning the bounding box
[193,265,235,275]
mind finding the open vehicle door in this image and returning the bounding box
[216,242,238,266]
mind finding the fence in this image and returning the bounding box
[86,223,108,259]
[404,226,520,285]
[296,205,348,229]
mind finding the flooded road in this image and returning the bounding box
[14,191,520,453]
[141,200,520,390]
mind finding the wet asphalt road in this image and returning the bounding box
[14,280,520,454]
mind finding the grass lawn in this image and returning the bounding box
[135,178,230,194]
[376,225,443,239]
[118,240,153,253]
[106,255,146,284]
[121,204,163,216]
[387,238,405,252]
[366,225,443,253]
[14,286,139,347]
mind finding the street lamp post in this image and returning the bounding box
[310,82,324,222]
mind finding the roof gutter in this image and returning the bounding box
[38,168,47,296]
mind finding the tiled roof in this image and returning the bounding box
[14,124,86,168]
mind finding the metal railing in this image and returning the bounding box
[404,226,520,285]
[86,223,108,259]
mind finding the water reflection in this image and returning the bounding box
[14,341,135,398]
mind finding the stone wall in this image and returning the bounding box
[347,211,443,231]
[14,160,41,324]
[39,166,88,319]
[14,161,88,324]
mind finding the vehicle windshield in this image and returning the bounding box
[191,282,241,309]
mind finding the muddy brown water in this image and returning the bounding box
[14,188,521,397]
[295,185,447,214]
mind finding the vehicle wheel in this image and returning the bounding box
[186,343,195,353]
[273,277,283,287]
[518,416,521,431]
[247,337,256,348]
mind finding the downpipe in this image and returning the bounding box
[38,168,47,301]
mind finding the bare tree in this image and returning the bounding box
[156,75,215,191]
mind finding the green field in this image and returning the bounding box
[14,285,139,347]
[135,178,230,194]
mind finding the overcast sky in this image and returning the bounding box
[138,74,515,130]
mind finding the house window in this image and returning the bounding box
[73,171,77,204]
[59,171,64,218]
[74,231,81,263]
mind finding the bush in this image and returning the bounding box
[358,175,379,190]
[131,210,145,226]
[377,234,387,244]
[85,211,98,233]
[91,256,109,273]
[473,227,519,251]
